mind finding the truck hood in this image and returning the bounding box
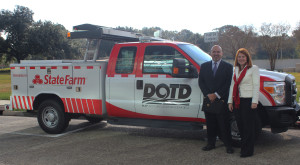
[259,69,292,81]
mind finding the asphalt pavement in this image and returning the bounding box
[1,100,300,165]
[1,114,300,165]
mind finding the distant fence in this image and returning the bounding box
[226,59,300,71]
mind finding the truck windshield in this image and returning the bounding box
[178,44,211,65]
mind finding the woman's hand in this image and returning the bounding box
[228,103,233,112]
[251,103,258,109]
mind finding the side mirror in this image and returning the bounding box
[172,58,198,78]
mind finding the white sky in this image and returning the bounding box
[1,0,300,35]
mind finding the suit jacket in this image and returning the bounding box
[198,60,233,103]
[228,65,260,104]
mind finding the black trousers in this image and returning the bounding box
[234,98,256,155]
[204,111,232,148]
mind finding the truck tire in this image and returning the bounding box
[230,116,241,147]
[230,113,262,147]
[0,110,3,115]
[37,100,70,134]
[85,116,103,124]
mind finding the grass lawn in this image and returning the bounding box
[288,72,300,102]
[0,72,11,100]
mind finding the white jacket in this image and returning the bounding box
[228,65,260,104]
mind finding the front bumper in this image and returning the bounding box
[265,104,300,128]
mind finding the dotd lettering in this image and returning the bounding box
[143,83,191,99]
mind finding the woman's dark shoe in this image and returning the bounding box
[226,147,234,154]
[202,145,215,151]
[240,153,253,158]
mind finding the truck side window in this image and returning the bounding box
[115,47,137,74]
[143,46,189,74]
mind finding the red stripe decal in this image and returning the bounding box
[87,99,94,114]
[76,99,84,113]
[62,66,69,69]
[106,102,206,122]
[40,66,46,69]
[92,99,102,115]
[18,96,24,109]
[22,96,28,110]
[80,99,85,113]
[150,74,158,78]
[20,67,25,69]
[66,98,74,113]
[27,96,33,110]
[62,98,69,112]
[71,98,79,113]
[10,67,15,69]
[30,67,35,69]
[31,96,35,104]
[51,66,57,69]
[121,74,128,77]
[12,96,15,109]
[82,99,89,114]
[87,66,93,69]
[14,96,19,109]
[260,76,276,106]
[74,66,81,69]
[260,89,276,106]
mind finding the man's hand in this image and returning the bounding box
[207,93,217,102]
[228,103,233,112]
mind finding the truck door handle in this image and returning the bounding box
[136,80,143,90]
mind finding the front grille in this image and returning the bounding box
[285,75,297,107]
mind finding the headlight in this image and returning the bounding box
[264,81,285,105]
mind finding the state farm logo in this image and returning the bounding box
[32,74,86,85]
[33,75,43,84]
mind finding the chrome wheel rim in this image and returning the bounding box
[42,107,59,128]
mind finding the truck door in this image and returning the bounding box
[106,45,139,116]
[134,45,202,120]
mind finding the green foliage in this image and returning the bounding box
[0,6,84,63]
[27,21,83,60]
[0,6,34,62]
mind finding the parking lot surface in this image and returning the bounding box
[1,115,300,165]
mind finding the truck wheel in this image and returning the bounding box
[38,100,69,134]
[85,116,103,124]
[0,110,3,115]
[230,117,241,147]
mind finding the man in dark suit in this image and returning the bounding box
[198,45,234,154]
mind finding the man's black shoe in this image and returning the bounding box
[226,147,234,154]
[240,153,253,158]
[202,145,215,151]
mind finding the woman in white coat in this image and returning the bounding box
[228,48,260,158]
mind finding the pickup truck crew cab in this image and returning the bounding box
[5,24,300,141]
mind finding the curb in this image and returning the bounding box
[1,110,37,117]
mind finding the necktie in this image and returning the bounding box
[213,62,217,77]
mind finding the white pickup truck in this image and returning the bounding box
[2,24,300,142]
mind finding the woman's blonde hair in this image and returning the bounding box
[234,48,253,70]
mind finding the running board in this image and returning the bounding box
[108,117,203,130]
